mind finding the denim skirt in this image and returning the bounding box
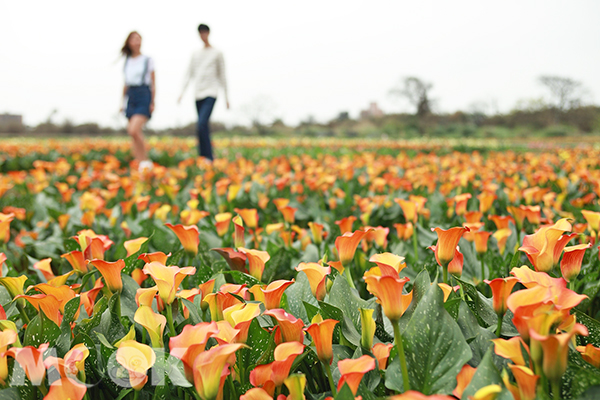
[126,85,152,119]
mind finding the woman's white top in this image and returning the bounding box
[180,47,228,101]
[124,55,154,86]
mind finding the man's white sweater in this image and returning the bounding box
[181,46,228,102]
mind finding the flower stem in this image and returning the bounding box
[16,300,30,324]
[133,390,140,400]
[443,266,448,284]
[324,361,337,396]
[412,228,419,264]
[344,263,356,289]
[166,303,176,337]
[552,380,561,400]
[496,313,503,337]
[480,257,486,282]
[393,321,410,392]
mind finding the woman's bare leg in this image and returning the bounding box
[127,114,148,161]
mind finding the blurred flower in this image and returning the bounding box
[143,261,196,305]
[560,243,591,282]
[166,223,200,255]
[116,340,156,391]
[193,343,246,400]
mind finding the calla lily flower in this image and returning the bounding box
[560,243,591,282]
[576,343,600,368]
[239,247,270,281]
[283,373,306,400]
[369,253,406,273]
[431,226,469,268]
[363,273,411,323]
[395,198,418,223]
[492,228,512,255]
[485,277,519,316]
[16,294,62,326]
[211,248,247,271]
[241,388,273,400]
[529,323,588,382]
[471,385,502,400]
[335,229,371,266]
[234,208,259,229]
[223,302,262,343]
[89,259,125,293]
[134,305,167,348]
[360,308,376,349]
[305,315,338,364]
[265,309,305,343]
[295,263,330,301]
[33,258,55,281]
[45,377,87,400]
[394,222,414,241]
[124,237,148,257]
[116,340,156,391]
[491,337,527,366]
[308,222,325,245]
[453,364,476,398]
[518,218,573,272]
[473,231,492,255]
[0,275,28,298]
[0,213,14,243]
[61,251,88,274]
[138,251,171,264]
[193,343,247,400]
[337,355,376,395]
[249,341,305,395]
[7,343,49,386]
[170,322,219,381]
[165,223,200,255]
[215,212,233,237]
[261,280,294,310]
[372,343,393,370]
[335,216,357,235]
[0,329,17,384]
[143,261,196,305]
[508,365,539,400]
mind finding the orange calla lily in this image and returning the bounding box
[335,216,357,234]
[363,274,411,322]
[295,263,330,301]
[283,373,306,400]
[431,226,469,268]
[335,229,371,266]
[238,247,270,281]
[193,343,247,400]
[89,259,125,293]
[249,341,305,395]
[369,253,406,274]
[170,322,219,381]
[395,198,418,223]
[485,277,519,316]
[560,243,591,282]
[474,231,492,255]
[215,212,233,237]
[241,388,273,400]
[305,315,338,364]
[577,343,600,368]
[165,223,200,255]
[134,305,167,348]
[394,222,414,241]
[453,364,476,398]
[508,365,539,400]
[116,340,156,391]
[223,302,262,343]
[261,280,294,310]
[492,228,512,255]
[518,218,572,272]
[0,329,17,384]
[234,208,259,229]
[372,342,393,370]
[142,261,196,305]
[138,251,171,264]
[7,343,49,385]
[16,294,62,326]
[337,355,376,395]
[491,337,527,366]
[265,309,305,343]
[530,323,588,382]
[211,248,247,272]
[32,258,55,281]
[44,377,87,400]
[124,237,148,257]
[61,250,88,274]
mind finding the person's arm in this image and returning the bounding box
[150,70,156,114]
[216,51,229,109]
[120,84,128,113]
[178,53,195,104]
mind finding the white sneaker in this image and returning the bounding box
[138,160,154,173]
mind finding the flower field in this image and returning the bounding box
[1,137,600,400]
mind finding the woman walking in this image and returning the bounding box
[120,31,155,172]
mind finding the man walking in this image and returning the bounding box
[179,24,229,161]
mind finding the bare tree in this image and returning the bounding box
[538,76,585,111]
[389,77,433,117]
[240,95,277,135]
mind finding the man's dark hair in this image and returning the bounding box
[198,24,210,33]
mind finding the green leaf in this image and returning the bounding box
[222,270,260,287]
[241,318,273,369]
[456,276,498,328]
[400,280,472,394]
[303,301,320,321]
[564,349,600,399]
[181,298,202,325]
[56,296,81,356]
[23,308,61,347]
[0,388,21,400]
[113,388,133,400]
[284,271,318,324]
[319,301,361,347]
[328,275,374,333]
[94,332,115,349]
[575,310,600,347]
[120,275,140,321]
[335,383,356,400]
[462,349,502,399]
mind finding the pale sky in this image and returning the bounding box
[1,0,599,129]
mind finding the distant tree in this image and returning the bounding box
[538,76,585,111]
[389,77,433,117]
[241,95,277,136]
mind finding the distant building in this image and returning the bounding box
[0,113,23,127]
[360,102,384,119]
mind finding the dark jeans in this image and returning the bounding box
[195,97,217,160]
